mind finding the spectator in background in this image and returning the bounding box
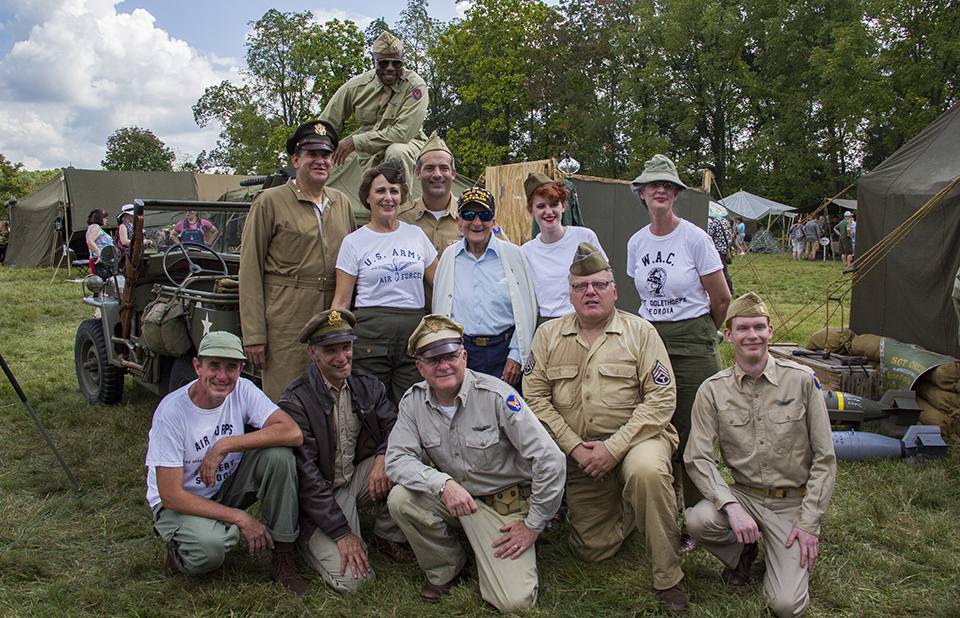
[170,210,218,246]
[834,211,855,267]
[790,219,806,261]
[707,212,734,294]
[85,209,115,279]
[733,217,747,255]
[803,217,819,260]
[116,203,135,255]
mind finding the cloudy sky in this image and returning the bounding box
[0,0,465,171]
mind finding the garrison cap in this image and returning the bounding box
[569,242,611,276]
[725,292,769,328]
[457,187,495,214]
[408,314,464,358]
[372,30,403,55]
[299,309,358,346]
[631,154,688,190]
[376,157,406,185]
[523,172,554,200]
[417,132,452,160]
[286,120,338,155]
[197,331,246,360]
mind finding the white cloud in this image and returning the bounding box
[312,8,374,30]
[0,0,238,170]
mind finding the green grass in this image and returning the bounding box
[1,257,959,617]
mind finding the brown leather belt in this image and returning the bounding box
[263,272,335,292]
[478,484,531,515]
[738,483,807,499]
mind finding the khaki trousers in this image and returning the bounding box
[565,434,683,590]
[299,456,405,593]
[262,283,330,401]
[685,486,810,618]
[387,485,539,613]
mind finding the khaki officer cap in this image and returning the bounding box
[418,132,452,160]
[408,314,464,358]
[725,292,769,329]
[197,331,246,360]
[569,242,611,276]
[299,309,358,346]
[372,30,403,55]
[523,172,554,200]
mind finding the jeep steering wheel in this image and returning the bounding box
[163,242,229,287]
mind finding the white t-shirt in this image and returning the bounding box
[521,226,608,318]
[626,219,723,322]
[144,378,278,508]
[336,222,438,308]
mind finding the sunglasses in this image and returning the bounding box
[377,58,404,69]
[460,210,494,222]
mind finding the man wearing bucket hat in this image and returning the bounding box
[239,119,356,402]
[278,309,413,593]
[385,315,565,613]
[684,293,836,617]
[319,30,428,182]
[523,242,688,613]
[145,331,306,593]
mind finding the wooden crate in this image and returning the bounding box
[484,159,556,245]
[769,344,882,399]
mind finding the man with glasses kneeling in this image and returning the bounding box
[385,314,565,613]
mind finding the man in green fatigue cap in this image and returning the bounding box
[523,242,690,614]
[319,30,428,183]
[684,292,836,618]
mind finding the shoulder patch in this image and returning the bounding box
[652,360,672,386]
[412,87,422,100]
[506,394,522,411]
[812,372,822,390]
[492,223,502,234]
[522,354,536,376]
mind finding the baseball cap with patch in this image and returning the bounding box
[286,120,339,155]
[408,314,464,358]
[457,187,495,214]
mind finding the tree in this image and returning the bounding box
[101,127,175,172]
[1,154,30,218]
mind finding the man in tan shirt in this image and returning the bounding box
[684,292,836,618]
[398,134,462,254]
[523,243,689,614]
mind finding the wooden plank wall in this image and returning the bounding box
[485,159,556,245]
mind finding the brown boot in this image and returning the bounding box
[419,561,469,604]
[722,542,759,586]
[657,578,689,614]
[271,541,306,595]
[165,544,181,578]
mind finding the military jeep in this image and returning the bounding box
[75,199,258,403]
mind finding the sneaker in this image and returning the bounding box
[271,548,306,595]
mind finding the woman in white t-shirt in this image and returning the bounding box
[332,159,438,403]
[520,173,607,322]
[626,154,732,532]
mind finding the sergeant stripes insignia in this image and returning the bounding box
[652,360,672,386]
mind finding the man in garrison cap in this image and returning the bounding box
[277,309,414,593]
[523,243,690,614]
[384,315,565,613]
[239,120,357,401]
[319,30,428,183]
[684,293,836,618]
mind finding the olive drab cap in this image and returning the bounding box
[372,30,403,55]
[286,120,338,155]
[569,242,611,276]
[299,309,358,346]
[457,187,496,214]
[417,132,452,160]
[408,314,464,358]
[725,292,769,328]
[376,158,407,185]
[631,154,688,190]
[197,331,246,360]
[523,172,554,200]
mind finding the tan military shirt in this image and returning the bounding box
[385,369,566,533]
[399,195,461,254]
[324,376,362,491]
[523,310,679,461]
[685,354,837,535]
[319,68,429,157]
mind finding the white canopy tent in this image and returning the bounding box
[719,190,796,220]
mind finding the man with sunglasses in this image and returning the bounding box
[385,314,565,613]
[319,30,428,183]
[523,243,689,614]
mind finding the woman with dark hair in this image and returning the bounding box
[626,154,732,543]
[331,158,438,403]
[520,173,607,323]
[85,208,115,278]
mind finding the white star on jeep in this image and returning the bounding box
[201,313,212,336]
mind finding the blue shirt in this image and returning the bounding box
[451,237,520,363]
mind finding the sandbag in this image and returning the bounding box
[141,297,193,357]
[915,380,960,413]
[805,326,856,354]
[848,334,882,362]
[928,362,960,393]
[916,395,960,442]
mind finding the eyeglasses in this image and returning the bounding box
[570,280,614,294]
[459,210,494,222]
[377,58,404,69]
[419,349,463,368]
[645,181,677,191]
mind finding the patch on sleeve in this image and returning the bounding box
[412,88,422,100]
[812,372,822,390]
[522,354,536,376]
[651,360,672,386]
[506,394,522,411]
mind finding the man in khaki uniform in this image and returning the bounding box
[398,135,462,255]
[684,293,836,618]
[319,30,428,183]
[385,315,565,613]
[239,120,356,401]
[523,242,689,614]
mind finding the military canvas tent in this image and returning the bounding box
[5,169,256,267]
[851,101,960,358]
[719,190,796,220]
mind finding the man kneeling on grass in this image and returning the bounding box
[684,293,837,617]
[145,331,306,593]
